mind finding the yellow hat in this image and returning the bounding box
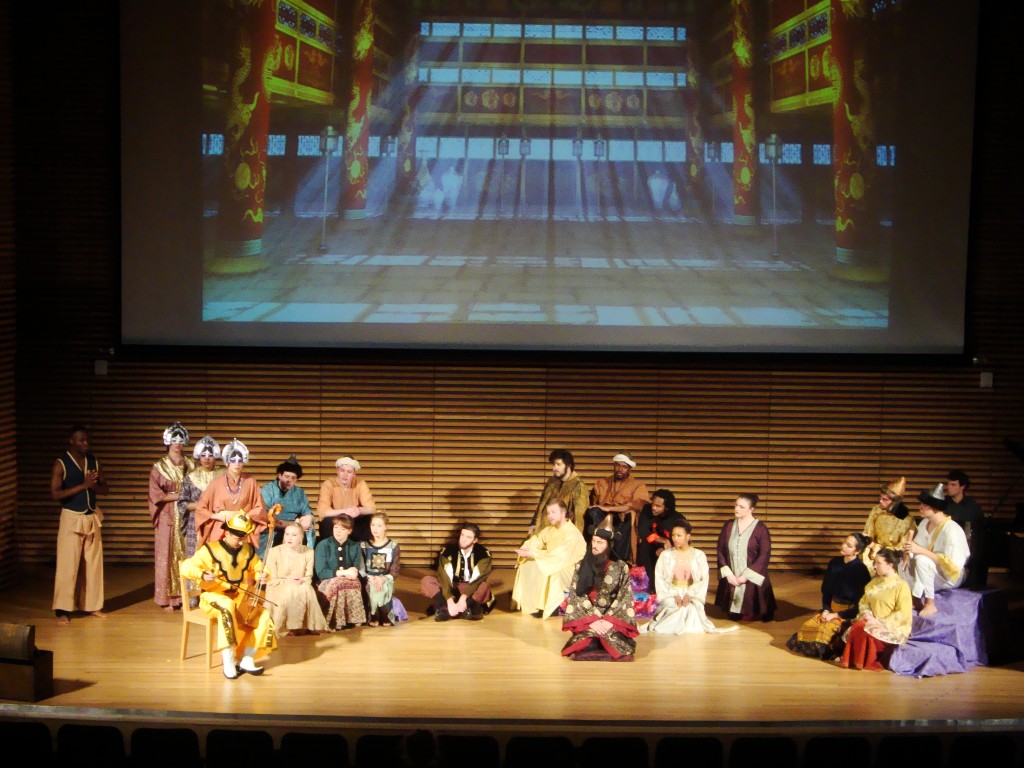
[882,476,906,499]
[224,512,255,537]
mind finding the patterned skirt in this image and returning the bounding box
[786,600,855,660]
[318,577,367,629]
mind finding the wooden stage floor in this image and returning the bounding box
[2,565,1023,739]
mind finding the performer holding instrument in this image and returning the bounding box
[180,511,277,679]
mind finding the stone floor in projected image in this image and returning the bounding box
[203,216,889,329]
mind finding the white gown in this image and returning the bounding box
[641,547,737,635]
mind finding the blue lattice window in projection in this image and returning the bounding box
[267,135,286,157]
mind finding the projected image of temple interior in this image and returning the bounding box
[199,0,923,333]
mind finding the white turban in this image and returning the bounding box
[335,456,361,471]
[612,452,636,468]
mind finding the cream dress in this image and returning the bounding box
[265,544,328,635]
[641,547,737,635]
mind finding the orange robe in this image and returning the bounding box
[195,473,266,547]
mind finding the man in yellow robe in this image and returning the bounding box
[512,499,587,618]
[181,512,276,679]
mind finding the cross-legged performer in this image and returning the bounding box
[421,523,494,621]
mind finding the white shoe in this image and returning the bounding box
[238,647,264,676]
[222,649,239,680]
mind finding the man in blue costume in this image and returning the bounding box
[260,454,315,550]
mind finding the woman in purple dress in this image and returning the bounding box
[714,493,777,621]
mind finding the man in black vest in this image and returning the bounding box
[420,523,494,621]
[51,425,109,625]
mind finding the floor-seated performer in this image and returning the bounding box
[840,548,912,670]
[561,528,639,661]
[634,488,687,583]
[787,533,872,659]
[861,476,913,567]
[583,452,650,562]
[360,511,405,626]
[900,484,969,618]
[641,521,737,635]
[315,516,366,630]
[512,499,587,618]
[714,493,777,622]
[264,522,327,637]
[180,512,276,679]
[195,438,267,546]
[421,522,494,621]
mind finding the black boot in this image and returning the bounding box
[432,592,450,621]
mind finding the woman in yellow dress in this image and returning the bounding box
[839,548,913,670]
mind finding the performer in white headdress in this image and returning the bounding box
[177,435,224,604]
[195,438,267,547]
[148,422,193,611]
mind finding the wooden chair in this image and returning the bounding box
[178,564,220,668]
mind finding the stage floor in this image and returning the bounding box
[2,566,1023,735]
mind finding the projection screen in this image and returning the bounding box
[121,0,979,353]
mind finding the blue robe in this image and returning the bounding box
[260,482,314,550]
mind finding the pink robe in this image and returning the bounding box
[148,456,193,607]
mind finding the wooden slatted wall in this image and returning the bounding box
[7,4,1024,578]
[11,361,1024,571]
[0,1,16,589]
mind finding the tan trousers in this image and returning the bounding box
[52,508,105,612]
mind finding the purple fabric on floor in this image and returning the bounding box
[889,588,987,677]
[392,596,408,622]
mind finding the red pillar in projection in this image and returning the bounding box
[831,0,880,277]
[731,0,757,226]
[684,44,709,217]
[211,0,275,274]
[343,0,375,219]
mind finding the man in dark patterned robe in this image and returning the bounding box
[561,528,638,661]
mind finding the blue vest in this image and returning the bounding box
[60,451,98,512]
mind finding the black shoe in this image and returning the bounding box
[529,610,543,618]
[435,608,451,622]
[238,663,264,676]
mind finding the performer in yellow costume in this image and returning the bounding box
[861,476,913,566]
[180,512,276,679]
